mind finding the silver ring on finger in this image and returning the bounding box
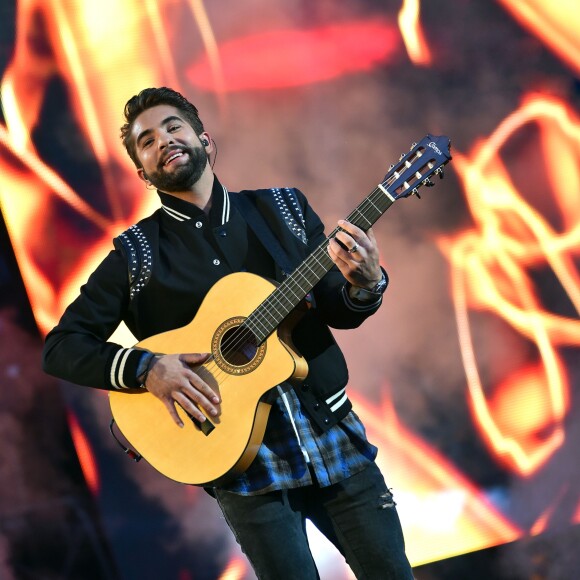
[348,243,359,254]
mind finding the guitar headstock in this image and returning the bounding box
[380,134,452,201]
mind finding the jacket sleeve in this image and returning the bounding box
[295,188,386,329]
[42,246,145,390]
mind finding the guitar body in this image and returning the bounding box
[108,134,452,486]
[109,271,308,485]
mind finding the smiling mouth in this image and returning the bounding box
[164,150,185,166]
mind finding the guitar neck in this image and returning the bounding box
[246,185,395,343]
[243,133,453,344]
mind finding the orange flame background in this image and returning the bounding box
[1,0,580,576]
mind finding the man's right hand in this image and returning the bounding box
[143,353,221,427]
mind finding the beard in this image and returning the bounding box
[147,144,208,193]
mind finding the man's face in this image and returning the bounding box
[132,104,208,193]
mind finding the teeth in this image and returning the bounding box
[165,151,183,165]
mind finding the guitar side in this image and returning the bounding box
[109,271,308,485]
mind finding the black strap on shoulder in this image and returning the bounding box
[230,192,295,276]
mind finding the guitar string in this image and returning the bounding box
[239,146,437,345]
[196,183,395,394]
[185,187,386,407]
[200,150,437,391]
[193,149,439,412]
[196,163,418,394]
[217,186,388,355]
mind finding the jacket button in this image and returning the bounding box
[195,221,203,229]
[213,259,221,266]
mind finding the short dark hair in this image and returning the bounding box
[120,87,205,167]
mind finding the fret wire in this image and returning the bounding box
[347,190,381,222]
[298,249,331,279]
[263,291,294,315]
[242,317,266,338]
[249,279,304,334]
[366,189,391,213]
[286,251,327,292]
[348,208,373,229]
[250,246,329,334]
[257,299,291,329]
[253,306,283,333]
[307,249,331,275]
[278,252,326,303]
[278,280,302,302]
[277,277,306,304]
[364,194,383,215]
[345,190,391,227]
[256,304,290,331]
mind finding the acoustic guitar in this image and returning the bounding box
[109,134,452,485]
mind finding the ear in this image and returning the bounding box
[199,132,212,151]
[137,167,149,184]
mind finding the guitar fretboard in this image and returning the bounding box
[244,185,394,343]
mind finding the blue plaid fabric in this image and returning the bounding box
[219,386,378,495]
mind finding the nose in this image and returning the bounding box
[157,130,174,150]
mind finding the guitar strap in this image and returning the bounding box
[230,192,315,449]
[230,192,297,277]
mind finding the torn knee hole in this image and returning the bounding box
[378,488,396,509]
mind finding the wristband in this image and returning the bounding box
[137,352,157,389]
[347,271,388,302]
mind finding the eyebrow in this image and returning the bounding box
[135,115,183,147]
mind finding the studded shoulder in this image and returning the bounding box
[116,224,153,300]
[271,187,307,244]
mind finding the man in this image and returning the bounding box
[43,87,413,579]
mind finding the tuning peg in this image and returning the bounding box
[388,164,395,170]
[422,178,434,187]
[412,188,421,199]
[399,153,406,161]
[435,167,445,179]
[410,142,417,150]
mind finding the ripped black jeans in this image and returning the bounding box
[214,462,414,580]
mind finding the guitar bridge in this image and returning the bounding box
[189,413,215,436]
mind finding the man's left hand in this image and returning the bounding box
[327,220,382,289]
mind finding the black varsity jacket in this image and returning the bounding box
[42,176,385,431]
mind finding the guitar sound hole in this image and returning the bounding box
[219,326,258,367]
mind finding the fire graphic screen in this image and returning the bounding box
[1,1,579,578]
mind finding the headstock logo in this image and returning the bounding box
[428,141,442,156]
